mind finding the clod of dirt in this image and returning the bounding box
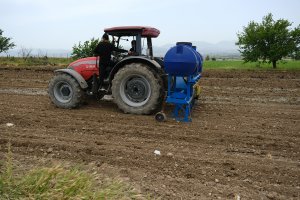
[235,194,241,200]
[267,191,279,199]
[154,150,161,155]
[167,152,173,157]
[6,123,14,127]
[47,148,53,153]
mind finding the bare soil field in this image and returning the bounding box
[0,68,299,199]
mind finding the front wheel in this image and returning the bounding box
[48,73,85,108]
[112,63,163,114]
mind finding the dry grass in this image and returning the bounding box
[0,142,144,200]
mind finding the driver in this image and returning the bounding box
[94,33,127,91]
[128,40,138,56]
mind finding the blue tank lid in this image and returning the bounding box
[176,42,193,46]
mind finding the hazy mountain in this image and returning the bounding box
[1,41,240,58]
[154,40,240,58]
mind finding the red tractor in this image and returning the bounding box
[48,26,166,114]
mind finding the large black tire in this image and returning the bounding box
[48,73,85,108]
[112,63,164,114]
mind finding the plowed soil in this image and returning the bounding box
[0,68,299,199]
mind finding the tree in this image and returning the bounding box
[205,55,210,61]
[0,29,15,53]
[71,38,99,59]
[236,13,300,68]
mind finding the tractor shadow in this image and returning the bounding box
[83,95,120,113]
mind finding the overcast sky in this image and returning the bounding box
[1,0,299,50]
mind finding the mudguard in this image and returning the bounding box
[119,56,162,69]
[54,69,88,89]
[109,56,162,82]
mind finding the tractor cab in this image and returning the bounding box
[104,26,160,59]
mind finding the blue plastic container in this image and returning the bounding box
[164,43,202,76]
[192,46,203,73]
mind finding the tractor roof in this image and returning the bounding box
[104,26,160,38]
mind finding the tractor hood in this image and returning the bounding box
[68,57,98,80]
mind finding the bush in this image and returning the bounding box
[205,55,210,61]
[71,38,100,59]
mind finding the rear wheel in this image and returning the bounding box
[48,73,84,108]
[112,63,163,114]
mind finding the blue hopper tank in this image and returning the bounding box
[164,42,202,76]
[161,42,203,122]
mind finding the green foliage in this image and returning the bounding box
[18,165,95,199]
[71,37,99,59]
[0,29,16,53]
[0,141,19,198]
[204,60,300,70]
[236,13,300,68]
[290,25,300,60]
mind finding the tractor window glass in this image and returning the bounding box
[142,38,147,55]
[118,36,132,52]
